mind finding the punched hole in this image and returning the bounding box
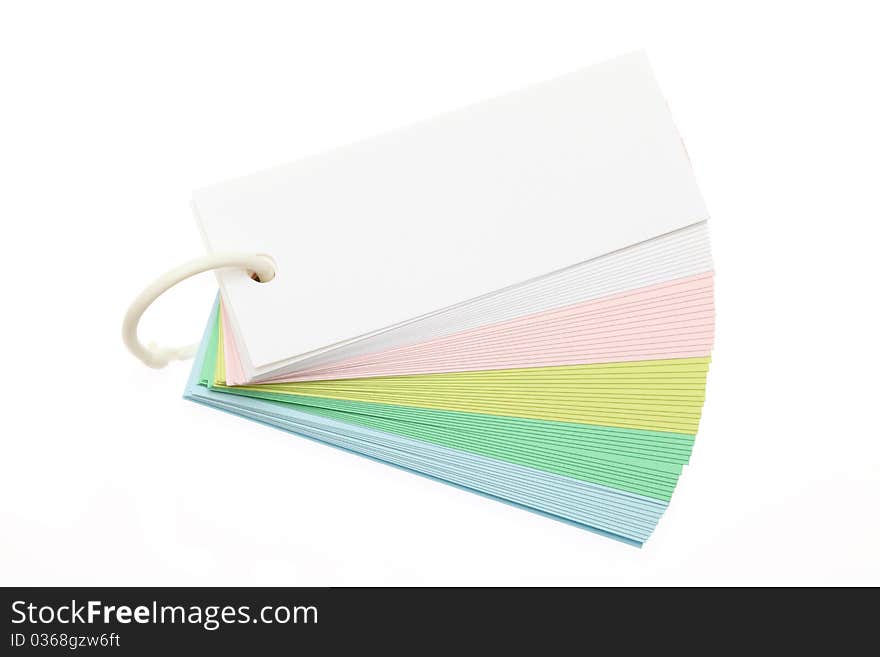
[248,253,276,283]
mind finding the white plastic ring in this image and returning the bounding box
[122,253,275,368]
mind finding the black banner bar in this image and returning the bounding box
[1,587,872,654]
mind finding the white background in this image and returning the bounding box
[1,1,878,586]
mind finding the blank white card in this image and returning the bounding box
[193,51,707,375]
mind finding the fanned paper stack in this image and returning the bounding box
[184,52,713,546]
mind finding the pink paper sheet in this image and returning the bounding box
[221,306,247,385]
[222,272,714,385]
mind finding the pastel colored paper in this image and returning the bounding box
[182,52,715,545]
[186,305,672,545]
[222,272,714,384]
[228,221,713,384]
[205,308,703,501]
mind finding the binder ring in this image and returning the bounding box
[122,253,275,369]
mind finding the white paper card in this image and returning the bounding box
[194,51,707,371]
